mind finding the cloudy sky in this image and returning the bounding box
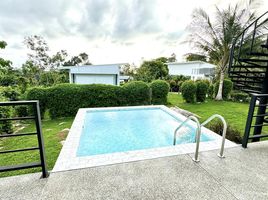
[0,0,266,68]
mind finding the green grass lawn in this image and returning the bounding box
[167,93,250,134]
[0,93,264,178]
[0,117,74,178]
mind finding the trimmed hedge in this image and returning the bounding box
[26,87,49,118]
[150,80,170,104]
[122,81,150,106]
[196,81,209,102]
[0,96,13,134]
[181,80,197,103]
[215,79,233,100]
[26,82,152,119]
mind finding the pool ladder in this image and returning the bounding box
[173,114,227,162]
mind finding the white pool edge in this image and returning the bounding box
[52,105,238,173]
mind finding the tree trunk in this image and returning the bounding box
[215,70,224,101]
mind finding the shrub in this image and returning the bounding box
[47,84,124,118]
[150,80,170,104]
[207,121,242,144]
[196,81,209,102]
[26,87,49,118]
[0,96,13,134]
[215,79,233,100]
[15,105,29,117]
[231,91,250,102]
[208,84,214,99]
[181,80,197,103]
[169,80,178,92]
[2,87,20,101]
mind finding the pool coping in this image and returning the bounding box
[52,105,238,172]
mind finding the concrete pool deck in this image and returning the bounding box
[1,141,268,200]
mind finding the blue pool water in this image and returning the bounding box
[77,108,214,157]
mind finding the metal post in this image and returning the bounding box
[252,69,268,142]
[242,95,257,148]
[33,101,49,178]
[201,114,227,158]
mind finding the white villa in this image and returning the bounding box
[167,61,216,81]
[61,64,128,86]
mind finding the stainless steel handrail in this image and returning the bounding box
[201,114,227,158]
[173,116,201,162]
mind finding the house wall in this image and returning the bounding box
[167,61,215,81]
[69,65,120,86]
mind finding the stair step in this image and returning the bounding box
[248,52,268,56]
[229,71,266,74]
[239,58,268,63]
[248,133,268,139]
[235,84,262,90]
[229,75,265,79]
[231,79,264,84]
[261,44,268,49]
[230,65,268,68]
[253,113,268,117]
[241,89,261,94]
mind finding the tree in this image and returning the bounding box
[185,53,207,62]
[134,59,169,82]
[187,1,257,100]
[63,52,91,66]
[49,50,68,69]
[24,35,50,70]
[168,53,177,62]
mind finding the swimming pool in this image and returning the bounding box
[53,106,237,172]
[77,108,213,157]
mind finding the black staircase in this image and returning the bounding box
[228,11,268,147]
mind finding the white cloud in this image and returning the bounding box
[0,0,266,68]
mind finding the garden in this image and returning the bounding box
[0,77,255,178]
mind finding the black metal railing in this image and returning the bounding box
[242,93,268,148]
[0,101,49,178]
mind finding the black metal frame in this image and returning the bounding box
[0,101,49,178]
[242,93,268,148]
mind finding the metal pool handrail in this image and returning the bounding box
[173,115,201,162]
[201,114,227,158]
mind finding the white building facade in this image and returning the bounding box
[167,61,216,81]
[61,64,123,86]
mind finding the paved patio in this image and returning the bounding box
[1,141,268,200]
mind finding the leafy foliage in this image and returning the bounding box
[187,2,256,100]
[231,91,250,102]
[181,80,197,103]
[185,53,207,62]
[26,87,49,118]
[196,80,209,102]
[122,81,150,106]
[0,95,13,134]
[26,82,153,118]
[134,60,169,82]
[150,80,170,104]
[215,79,233,100]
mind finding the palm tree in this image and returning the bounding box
[187,1,258,100]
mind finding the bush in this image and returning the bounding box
[208,84,214,99]
[47,84,124,118]
[150,80,170,104]
[26,81,167,118]
[181,80,197,103]
[26,87,49,118]
[231,91,250,102]
[2,87,20,101]
[122,81,150,106]
[215,79,233,100]
[15,105,29,117]
[196,81,209,102]
[169,80,178,92]
[0,96,13,134]
[207,121,242,144]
